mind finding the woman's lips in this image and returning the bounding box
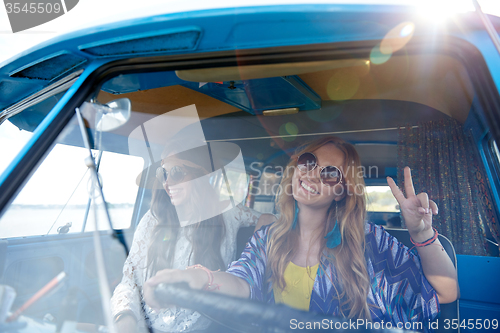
[299,180,319,195]
[167,188,183,199]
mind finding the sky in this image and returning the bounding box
[0,0,499,65]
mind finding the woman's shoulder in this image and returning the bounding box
[136,209,159,230]
[255,221,274,234]
[364,221,384,236]
[246,222,274,245]
[364,221,399,248]
[364,221,408,245]
[141,209,156,221]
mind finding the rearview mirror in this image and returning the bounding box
[95,98,131,132]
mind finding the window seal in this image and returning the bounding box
[0,70,83,126]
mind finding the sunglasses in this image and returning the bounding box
[156,165,187,185]
[297,152,343,186]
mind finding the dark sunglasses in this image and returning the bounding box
[156,165,187,185]
[297,152,343,186]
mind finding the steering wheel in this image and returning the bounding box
[154,283,410,333]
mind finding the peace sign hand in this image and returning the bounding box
[387,167,438,242]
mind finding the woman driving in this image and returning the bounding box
[111,143,273,332]
[143,136,458,329]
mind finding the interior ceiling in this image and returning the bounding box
[299,54,474,123]
[175,59,369,82]
[95,53,474,175]
[99,53,474,123]
[98,85,239,119]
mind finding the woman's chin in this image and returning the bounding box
[171,199,186,207]
[169,194,187,206]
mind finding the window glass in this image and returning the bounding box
[214,168,249,203]
[366,186,399,212]
[256,171,282,197]
[2,48,499,332]
[0,119,143,238]
[0,121,33,177]
[0,91,68,177]
[252,201,275,214]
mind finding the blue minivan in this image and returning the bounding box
[0,2,499,332]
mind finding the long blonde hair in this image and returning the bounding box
[267,136,370,319]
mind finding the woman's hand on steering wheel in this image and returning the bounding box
[143,268,208,310]
[387,166,438,242]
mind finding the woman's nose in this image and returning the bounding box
[305,168,321,183]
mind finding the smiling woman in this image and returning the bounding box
[143,137,457,332]
[0,2,500,333]
[108,129,271,332]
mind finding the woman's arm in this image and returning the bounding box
[410,229,459,303]
[143,269,250,310]
[387,167,458,304]
[144,224,271,309]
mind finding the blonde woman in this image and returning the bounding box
[144,137,458,328]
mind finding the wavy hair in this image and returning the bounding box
[146,165,226,278]
[267,136,370,319]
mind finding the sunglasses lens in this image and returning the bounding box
[297,153,317,172]
[320,166,342,186]
[156,166,185,184]
[156,167,167,184]
[169,166,185,183]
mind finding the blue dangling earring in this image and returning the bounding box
[291,200,299,230]
[325,203,342,248]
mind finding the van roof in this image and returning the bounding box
[1,4,499,115]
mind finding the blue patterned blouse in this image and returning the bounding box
[227,222,440,331]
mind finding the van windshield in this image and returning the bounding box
[0,90,68,178]
[1,47,498,332]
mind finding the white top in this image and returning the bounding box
[110,204,261,332]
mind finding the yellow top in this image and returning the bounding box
[273,262,319,311]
